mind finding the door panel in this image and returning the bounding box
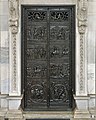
[49,8,70,109]
[21,6,75,111]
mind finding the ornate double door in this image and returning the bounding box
[21,6,75,111]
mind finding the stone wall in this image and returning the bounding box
[87,0,96,111]
[0,0,9,111]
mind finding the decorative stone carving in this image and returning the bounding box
[9,0,19,92]
[77,0,88,93]
[73,0,90,118]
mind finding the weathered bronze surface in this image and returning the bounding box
[21,5,75,111]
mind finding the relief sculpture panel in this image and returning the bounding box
[50,26,69,41]
[27,63,47,78]
[50,83,69,103]
[50,63,69,78]
[50,11,69,21]
[27,26,47,41]
[27,46,46,60]
[28,11,47,21]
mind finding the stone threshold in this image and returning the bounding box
[26,119,70,120]
[23,111,74,120]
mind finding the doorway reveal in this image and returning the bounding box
[21,5,75,111]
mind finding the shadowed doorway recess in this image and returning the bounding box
[21,5,75,111]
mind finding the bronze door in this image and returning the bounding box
[21,6,75,111]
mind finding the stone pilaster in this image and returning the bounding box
[7,0,23,118]
[74,0,90,118]
[9,0,20,96]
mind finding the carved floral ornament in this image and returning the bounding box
[78,0,88,34]
[9,0,19,34]
[8,0,88,93]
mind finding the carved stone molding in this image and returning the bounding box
[77,0,88,93]
[9,0,19,93]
